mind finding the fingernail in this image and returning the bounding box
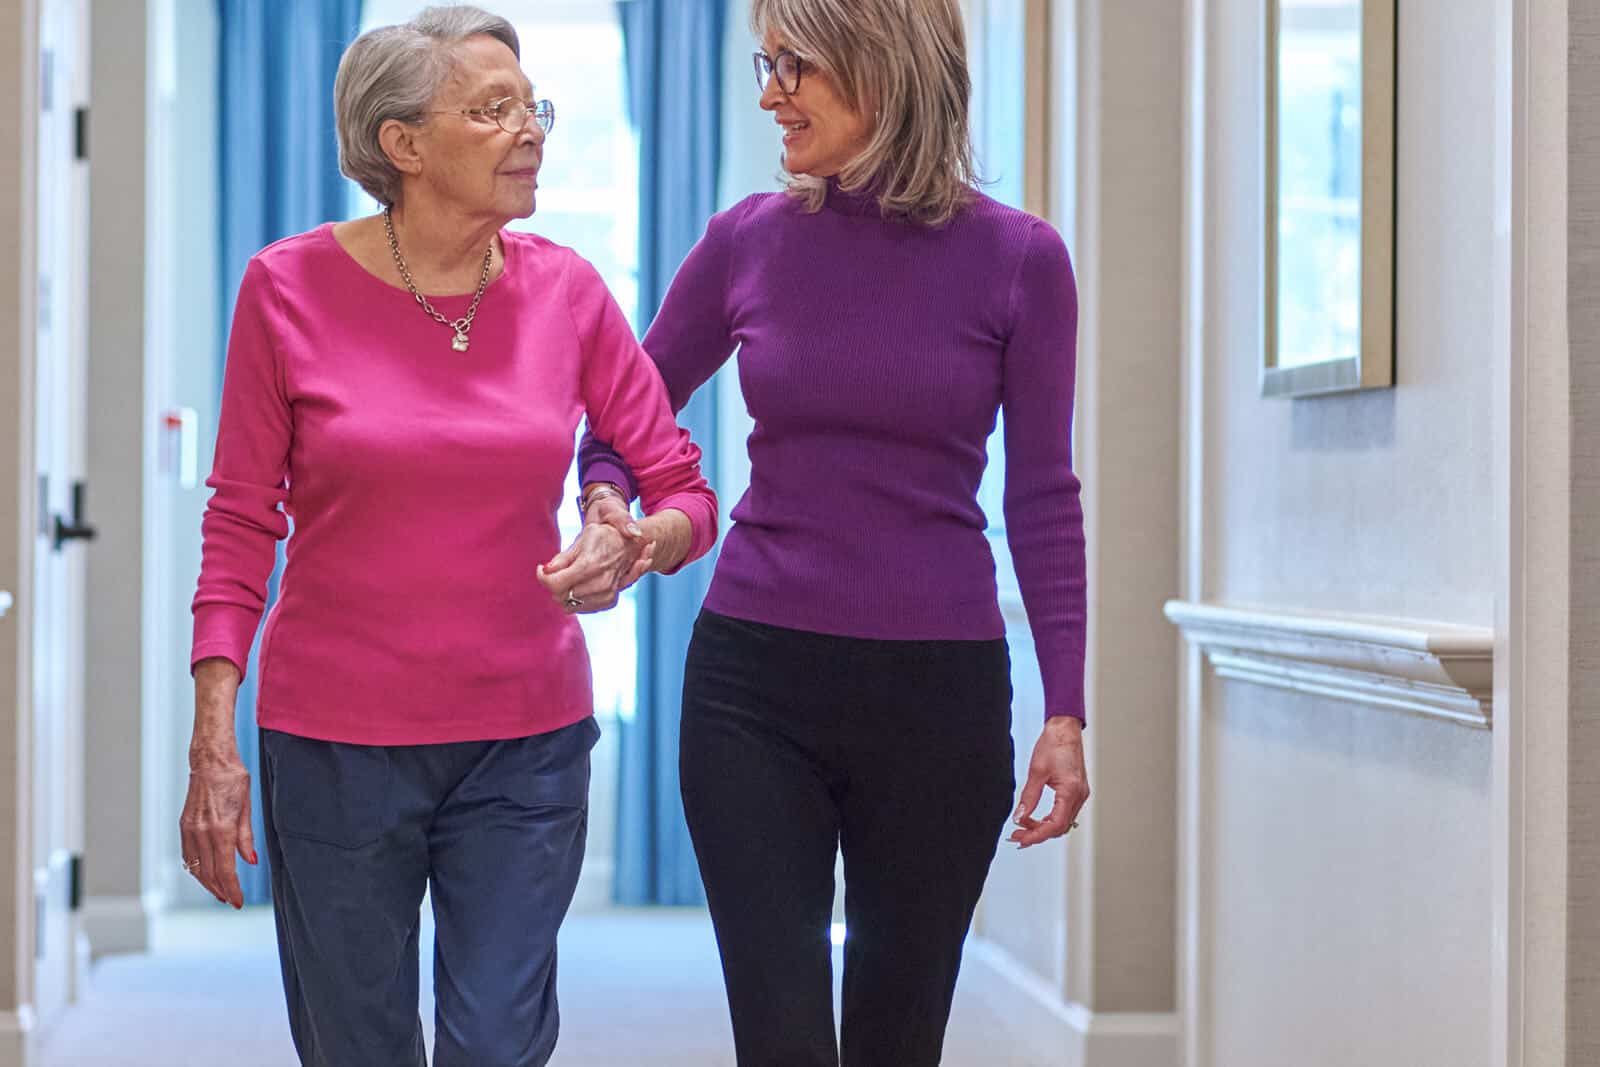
[627,525,642,537]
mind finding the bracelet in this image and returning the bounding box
[578,482,628,520]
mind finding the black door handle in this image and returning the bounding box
[53,481,97,551]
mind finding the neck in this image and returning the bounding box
[387,195,504,279]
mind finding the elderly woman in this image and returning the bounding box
[178,7,715,1066]
[573,0,1089,1062]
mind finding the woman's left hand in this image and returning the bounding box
[1009,715,1090,848]
[537,521,655,615]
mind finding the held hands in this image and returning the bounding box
[537,491,655,615]
[1009,715,1090,849]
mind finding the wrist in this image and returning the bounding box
[579,482,628,522]
[639,509,692,572]
[188,734,241,770]
[1045,715,1084,738]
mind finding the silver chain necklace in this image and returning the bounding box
[383,207,494,353]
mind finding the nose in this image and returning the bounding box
[759,78,784,112]
[519,121,546,148]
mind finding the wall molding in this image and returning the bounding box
[1164,601,1494,728]
[962,937,1179,1067]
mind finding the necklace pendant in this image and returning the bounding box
[451,330,470,353]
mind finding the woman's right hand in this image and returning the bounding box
[181,659,257,909]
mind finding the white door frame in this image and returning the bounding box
[0,0,44,1061]
[1491,0,1573,1063]
[30,0,91,1034]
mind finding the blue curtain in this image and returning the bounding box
[217,0,362,905]
[614,0,726,906]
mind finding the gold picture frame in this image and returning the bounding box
[1263,0,1396,397]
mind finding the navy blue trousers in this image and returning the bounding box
[259,716,598,1067]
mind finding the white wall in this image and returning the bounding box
[82,0,152,950]
[1186,0,1501,1063]
[962,5,1184,1065]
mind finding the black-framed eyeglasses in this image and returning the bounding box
[432,95,556,136]
[753,50,804,95]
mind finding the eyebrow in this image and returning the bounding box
[471,76,534,101]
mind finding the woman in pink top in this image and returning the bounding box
[178,8,715,1066]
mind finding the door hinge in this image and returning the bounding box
[69,853,83,912]
[74,107,88,161]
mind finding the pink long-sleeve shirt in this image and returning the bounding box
[192,224,717,745]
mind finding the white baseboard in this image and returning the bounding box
[82,892,158,957]
[962,938,1179,1067]
[0,1008,36,1067]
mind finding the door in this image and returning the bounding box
[32,0,92,1031]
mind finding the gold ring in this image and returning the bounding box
[564,593,583,609]
[182,858,200,873]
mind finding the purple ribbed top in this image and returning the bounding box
[581,183,1087,720]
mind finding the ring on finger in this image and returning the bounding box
[182,857,201,873]
[564,592,584,609]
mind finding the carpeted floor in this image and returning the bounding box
[37,907,1041,1066]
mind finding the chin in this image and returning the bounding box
[501,193,537,220]
[783,153,818,178]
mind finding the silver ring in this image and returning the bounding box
[564,593,583,610]
[182,858,201,873]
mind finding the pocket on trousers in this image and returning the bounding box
[493,716,599,813]
[261,729,394,850]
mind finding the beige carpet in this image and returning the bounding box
[37,907,1043,1066]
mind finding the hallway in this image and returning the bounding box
[36,909,1031,1066]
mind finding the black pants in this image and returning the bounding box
[680,610,1016,1067]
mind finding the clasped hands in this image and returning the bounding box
[536,491,660,614]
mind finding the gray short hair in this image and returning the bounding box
[750,0,976,227]
[335,6,521,206]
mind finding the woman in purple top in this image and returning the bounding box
[560,0,1089,1061]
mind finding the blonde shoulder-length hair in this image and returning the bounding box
[750,0,977,227]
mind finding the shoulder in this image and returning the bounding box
[503,228,601,291]
[952,192,1067,259]
[706,191,790,242]
[247,225,339,290]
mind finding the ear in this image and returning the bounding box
[379,118,425,178]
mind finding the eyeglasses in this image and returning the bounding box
[432,96,556,136]
[753,50,804,95]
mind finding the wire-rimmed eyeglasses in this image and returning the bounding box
[432,96,556,136]
[753,50,804,95]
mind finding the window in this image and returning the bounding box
[353,1,641,721]
[966,0,1035,596]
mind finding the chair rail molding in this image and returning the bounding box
[1164,601,1494,728]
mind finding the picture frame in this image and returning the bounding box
[1262,0,1396,397]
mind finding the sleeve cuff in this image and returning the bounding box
[1045,679,1086,725]
[651,491,719,575]
[582,459,639,503]
[191,602,263,682]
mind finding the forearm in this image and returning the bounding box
[190,658,243,767]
